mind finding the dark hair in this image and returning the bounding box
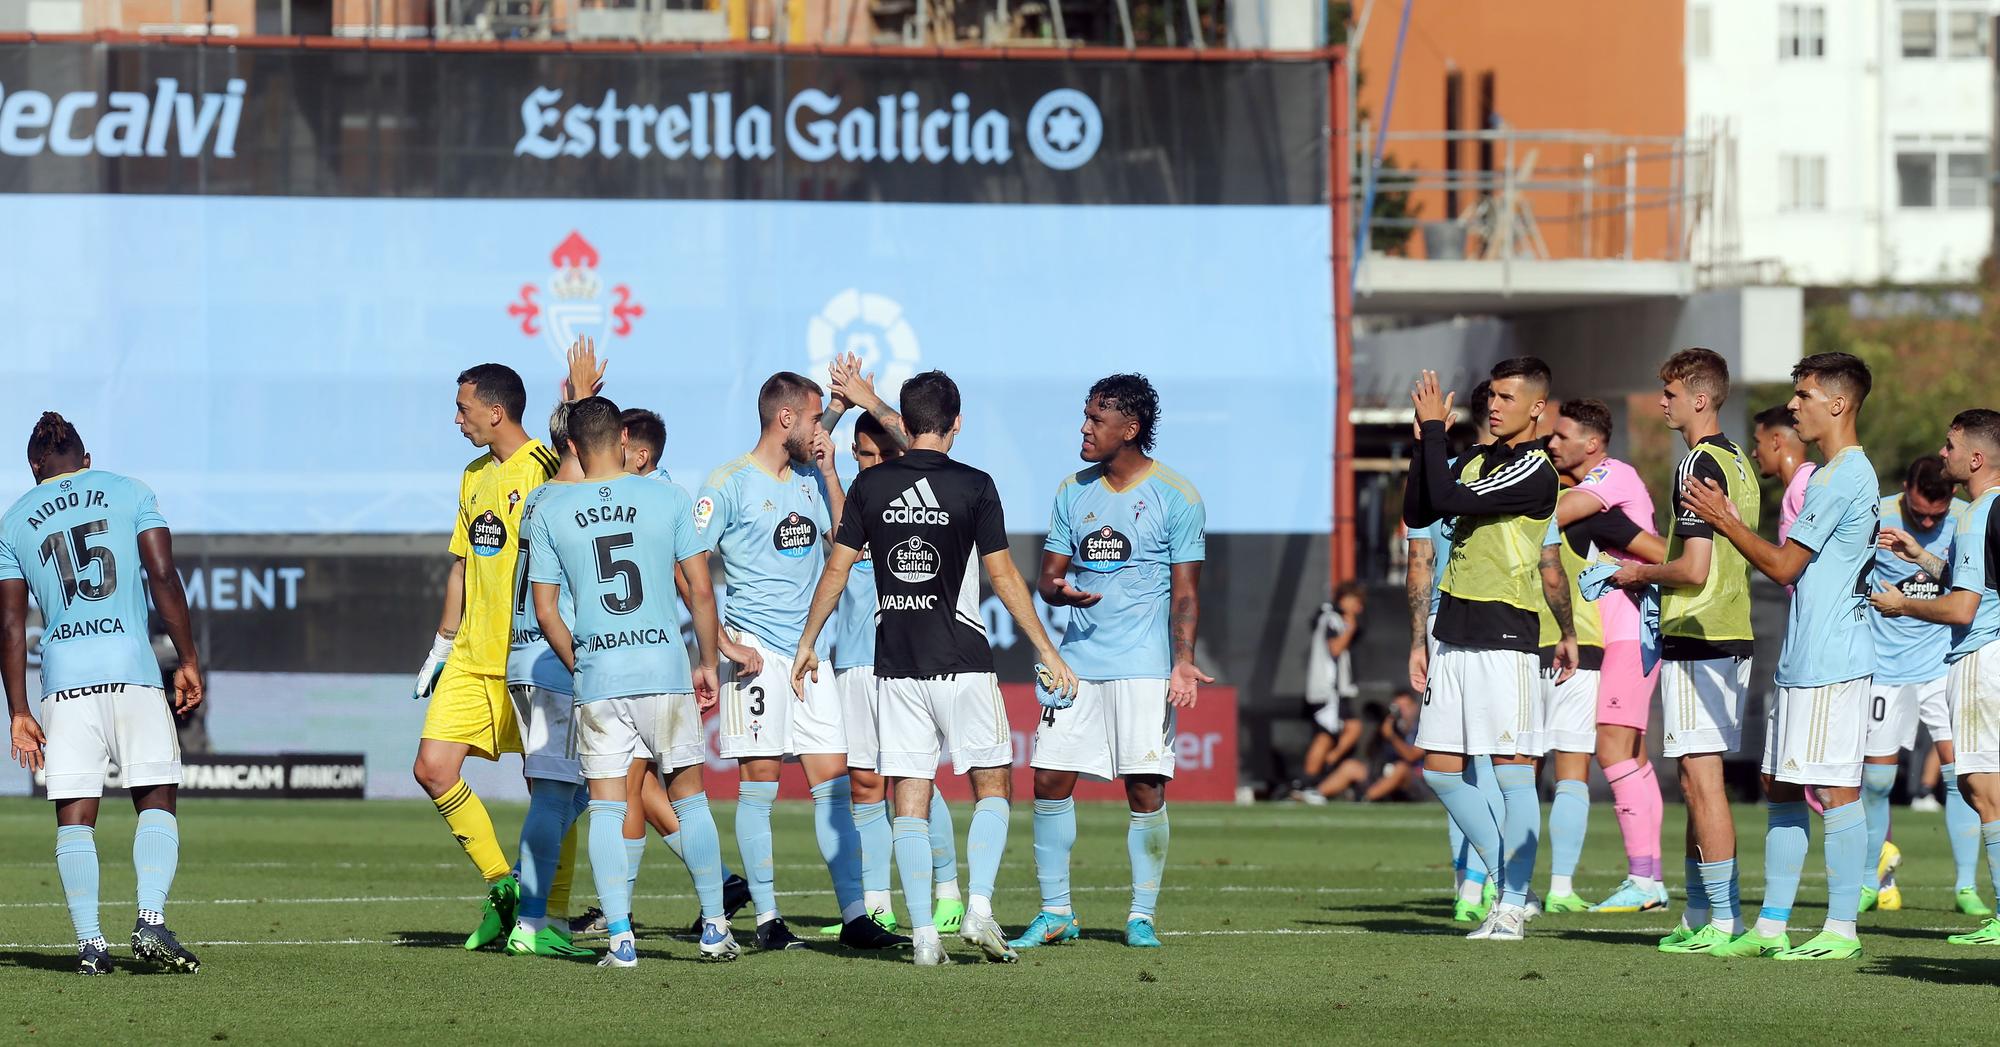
[854,410,889,445]
[27,411,83,466]
[1952,408,2000,451]
[1792,351,1873,406]
[456,363,527,423]
[1753,404,1800,434]
[1489,356,1552,394]
[900,371,962,438]
[620,407,665,461]
[1466,379,1495,422]
[1659,347,1730,405]
[565,396,623,457]
[757,372,822,428]
[1560,398,1613,441]
[1905,454,1954,502]
[1087,373,1161,454]
[1333,579,1366,602]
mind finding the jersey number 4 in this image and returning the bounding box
[37,520,117,607]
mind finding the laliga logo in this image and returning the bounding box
[808,289,921,402]
[506,231,646,363]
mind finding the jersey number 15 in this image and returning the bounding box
[38,520,117,608]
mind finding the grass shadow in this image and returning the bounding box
[0,949,84,973]
[1862,955,2000,985]
[390,930,473,951]
[1334,901,1453,917]
[1343,918,1462,936]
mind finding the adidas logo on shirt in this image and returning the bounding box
[881,477,952,525]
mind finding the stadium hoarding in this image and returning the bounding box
[0,40,1336,793]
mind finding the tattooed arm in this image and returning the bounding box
[1167,562,1213,709]
[1406,535,1434,693]
[1541,540,1579,682]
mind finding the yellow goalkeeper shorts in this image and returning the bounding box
[421,665,522,761]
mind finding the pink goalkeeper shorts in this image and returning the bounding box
[1596,639,1657,732]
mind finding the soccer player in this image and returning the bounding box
[793,369,1080,967]
[1009,373,1211,951]
[527,396,735,966]
[1543,399,1670,914]
[1870,410,2000,946]
[1682,351,1879,960]
[503,402,596,958]
[696,373,894,952]
[1752,405,1817,541]
[1404,358,1575,942]
[412,364,561,949]
[3,413,204,975]
[819,363,966,936]
[1862,456,1983,915]
[611,407,754,933]
[1609,347,1756,953]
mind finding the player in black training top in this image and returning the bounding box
[794,369,1076,968]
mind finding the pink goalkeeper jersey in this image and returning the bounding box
[1779,461,1817,544]
[1572,457,1658,645]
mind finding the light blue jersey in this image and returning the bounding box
[1777,446,1880,688]
[1045,462,1205,681]
[527,474,704,703]
[1872,494,1964,685]
[1414,518,1455,618]
[1948,488,2000,663]
[508,484,576,694]
[694,456,830,653]
[0,469,166,695]
[831,548,877,671]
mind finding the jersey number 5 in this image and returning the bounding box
[37,520,117,607]
[594,533,644,615]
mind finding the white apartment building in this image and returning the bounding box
[1689,0,1995,284]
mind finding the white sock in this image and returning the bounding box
[755,908,779,926]
[1549,874,1573,897]
[913,925,941,947]
[610,929,636,952]
[968,894,993,920]
[1045,904,1074,916]
[1631,876,1659,892]
[934,878,962,902]
[1457,879,1485,904]
[704,915,728,933]
[1824,917,1857,939]
[1127,911,1151,925]
[1708,913,1743,934]
[864,889,893,914]
[1754,916,1787,939]
[516,915,548,935]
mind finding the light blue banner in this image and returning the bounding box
[0,195,1332,533]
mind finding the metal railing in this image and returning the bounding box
[1358,124,1752,278]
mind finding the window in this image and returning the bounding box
[1947,152,1986,208]
[1898,152,1937,207]
[1690,5,1711,60]
[1780,3,1826,59]
[1901,8,1938,57]
[1780,154,1827,211]
[1948,10,1987,58]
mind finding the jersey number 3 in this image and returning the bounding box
[37,520,117,607]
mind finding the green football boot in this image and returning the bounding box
[505,925,594,957]
[1956,888,1994,917]
[1542,892,1591,914]
[464,875,520,951]
[1773,931,1862,961]
[1657,924,1733,955]
[1947,917,2000,945]
[1710,929,1789,958]
[934,897,967,934]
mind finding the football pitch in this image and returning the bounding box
[2,797,1996,1045]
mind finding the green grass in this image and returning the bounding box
[2,797,1997,1044]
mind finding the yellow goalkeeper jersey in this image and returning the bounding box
[446,438,559,676]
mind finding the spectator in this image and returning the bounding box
[1297,581,1366,802]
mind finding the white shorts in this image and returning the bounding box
[717,632,844,759]
[1546,668,1600,754]
[40,684,182,800]
[877,672,1011,780]
[1866,677,1949,757]
[1762,677,1869,787]
[1659,656,1750,757]
[835,666,881,770]
[1031,678,1176,781]
[1948,647,2000,774]
[576,693,704,779]
[1311,700,1343,735]
[1413,642,1542,757]
[507,685,583,784]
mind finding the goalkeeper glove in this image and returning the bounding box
[1034,663,1073,710]
[413,633,452,700]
